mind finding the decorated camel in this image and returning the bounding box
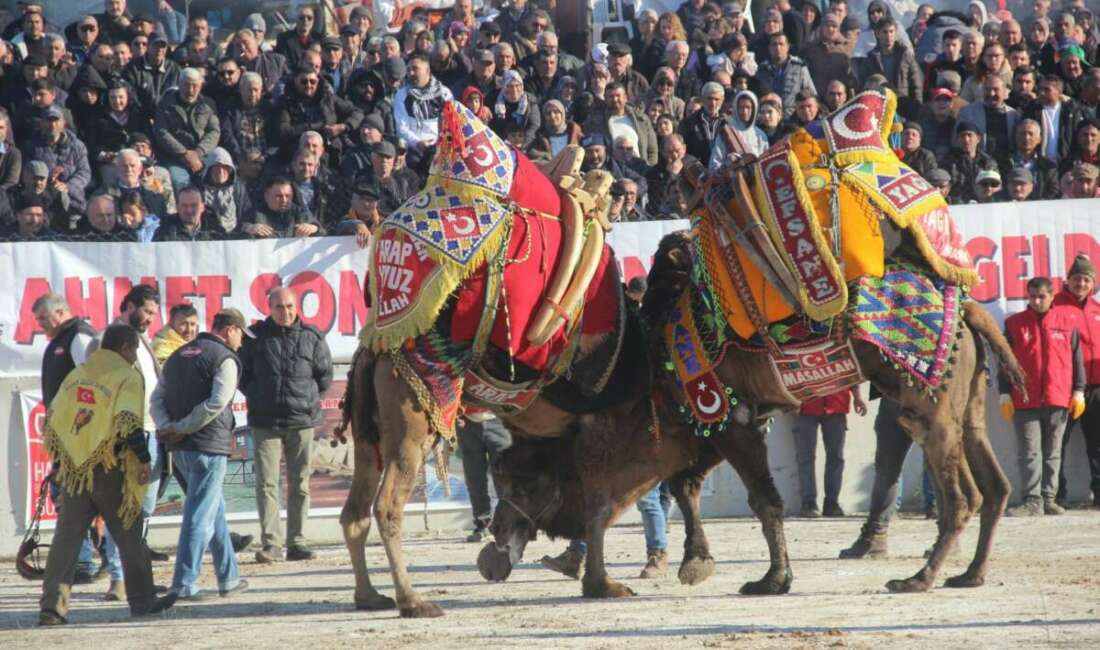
[337,103,738,617]
[483,89,1025,596]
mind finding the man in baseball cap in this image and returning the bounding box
[972,168,1003,203]
[1005,167,1035,201]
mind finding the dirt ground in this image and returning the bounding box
[2,510,1099,649]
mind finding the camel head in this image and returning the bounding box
[477,436,585,582]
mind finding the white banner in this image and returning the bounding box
[4,202,1098,379]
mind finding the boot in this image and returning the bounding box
[540,547,585,579]
[822,500,845,517]
[1043,497,1066,515]
[838,525,888,559]
[639,550,668,579]
[103,579,125,602]
[800,500,821,518]
[1006,497,1043,517]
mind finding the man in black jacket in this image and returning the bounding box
[240,287,333,563]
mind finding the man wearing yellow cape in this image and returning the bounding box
[38,324,176,626]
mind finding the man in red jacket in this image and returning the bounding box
[1001,276,1086,516]
[793,386,867,517]
[1052,255,1100,508]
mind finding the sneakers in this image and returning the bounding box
[103,580,125,602]
[540,547,585,579]
[1043,498,1066,515]
[219,579,249,598]
[639,550,668,579]
[800,501,821,518]
[286,545,315,561]
[466,524,489,543]
[231,532,254,553]
[38,610,67,626]
[255,545,284,564]
[137,593,178,616]
[822,500,845,517]
[1006,497,1043,517]
[838,525,888,559]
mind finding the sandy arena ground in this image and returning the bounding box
[2,511,1099,649]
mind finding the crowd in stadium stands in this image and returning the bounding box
[5,0,1100,244]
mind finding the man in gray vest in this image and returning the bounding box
[152,308,253,600]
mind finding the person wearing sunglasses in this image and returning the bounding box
[274,5,323,69]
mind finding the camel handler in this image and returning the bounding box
[38,324,176,626]
[1000,276,1086,516]
[1054,254,1100,509]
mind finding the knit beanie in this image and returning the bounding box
[1068,254,1097,279]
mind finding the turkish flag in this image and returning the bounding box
[76,387,96,405]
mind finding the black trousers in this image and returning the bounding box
[1057,385,1100,503]
[458,418,513,527]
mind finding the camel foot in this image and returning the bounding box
[944,572,985,589]
[398,600,444,618]
[885,576,934,593]
[678,555,716,586]
[477,544,514,582]
[739,567,792,596]
[582,576,637,598]
[355,590,396,611]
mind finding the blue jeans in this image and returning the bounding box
[170,450,240,596]
[637,483,668,553]
[105,433,160,580]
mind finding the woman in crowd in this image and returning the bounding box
[529,99,582,161]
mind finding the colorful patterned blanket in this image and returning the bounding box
[847,262,963,392]
[362,102,619,441]
[700,89,977,342]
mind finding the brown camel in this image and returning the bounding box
[484,231,1024,598]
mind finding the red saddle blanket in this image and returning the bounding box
[450,212,620,371]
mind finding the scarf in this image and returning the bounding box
[203,183,238,234]
[543,100,567,135]
[44,349,148,528]
[495,70,529,120]
[406,75,448,124]
[151,325,188,364]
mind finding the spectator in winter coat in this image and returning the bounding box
[274,6,324,71]
[710,89,768,170]
[97,149,169,220]
[957,76,1019,161]
[585,82,659,167]
[231,29,286,95]
[679,82,724,165]
[1002,119,1061,200]
[899,122,938,180]
[943,121,998,204]
[121,29,181,122]
[218,73,274,184]
[274,65,363,168]
[6,160,70,233]
[528,99,583,161]
[757,33,816,117]
[154,68,221,191]
[1024,75,1086,164]
[153,186,224,242]
[0,108,22,191]
[394,54,454,174]
[27,106,91,211]
[801,12,857,97]
[197,148,249,237]
[490,71,540,150]
[857,17,922,112]
[243,176,322,239]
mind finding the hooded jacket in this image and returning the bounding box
[197,147,250,236]
[710,90,769,170]
[854,0,913,57]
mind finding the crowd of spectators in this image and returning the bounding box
[4,0,1100,244]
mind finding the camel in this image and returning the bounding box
[482,230,1024,597]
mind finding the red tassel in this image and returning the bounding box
[440,102,466,167]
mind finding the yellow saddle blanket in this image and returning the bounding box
[699,89,978,340]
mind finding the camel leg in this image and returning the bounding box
[710,423,793,596]
[371,358,443,618]
[946,371,1010,588]
[886,414,969,593]
[340,438,392,610]
[580,499,636,598]
[668,451,722,586]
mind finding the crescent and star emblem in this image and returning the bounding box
[830,103,879,141]
[694,380,723,416]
